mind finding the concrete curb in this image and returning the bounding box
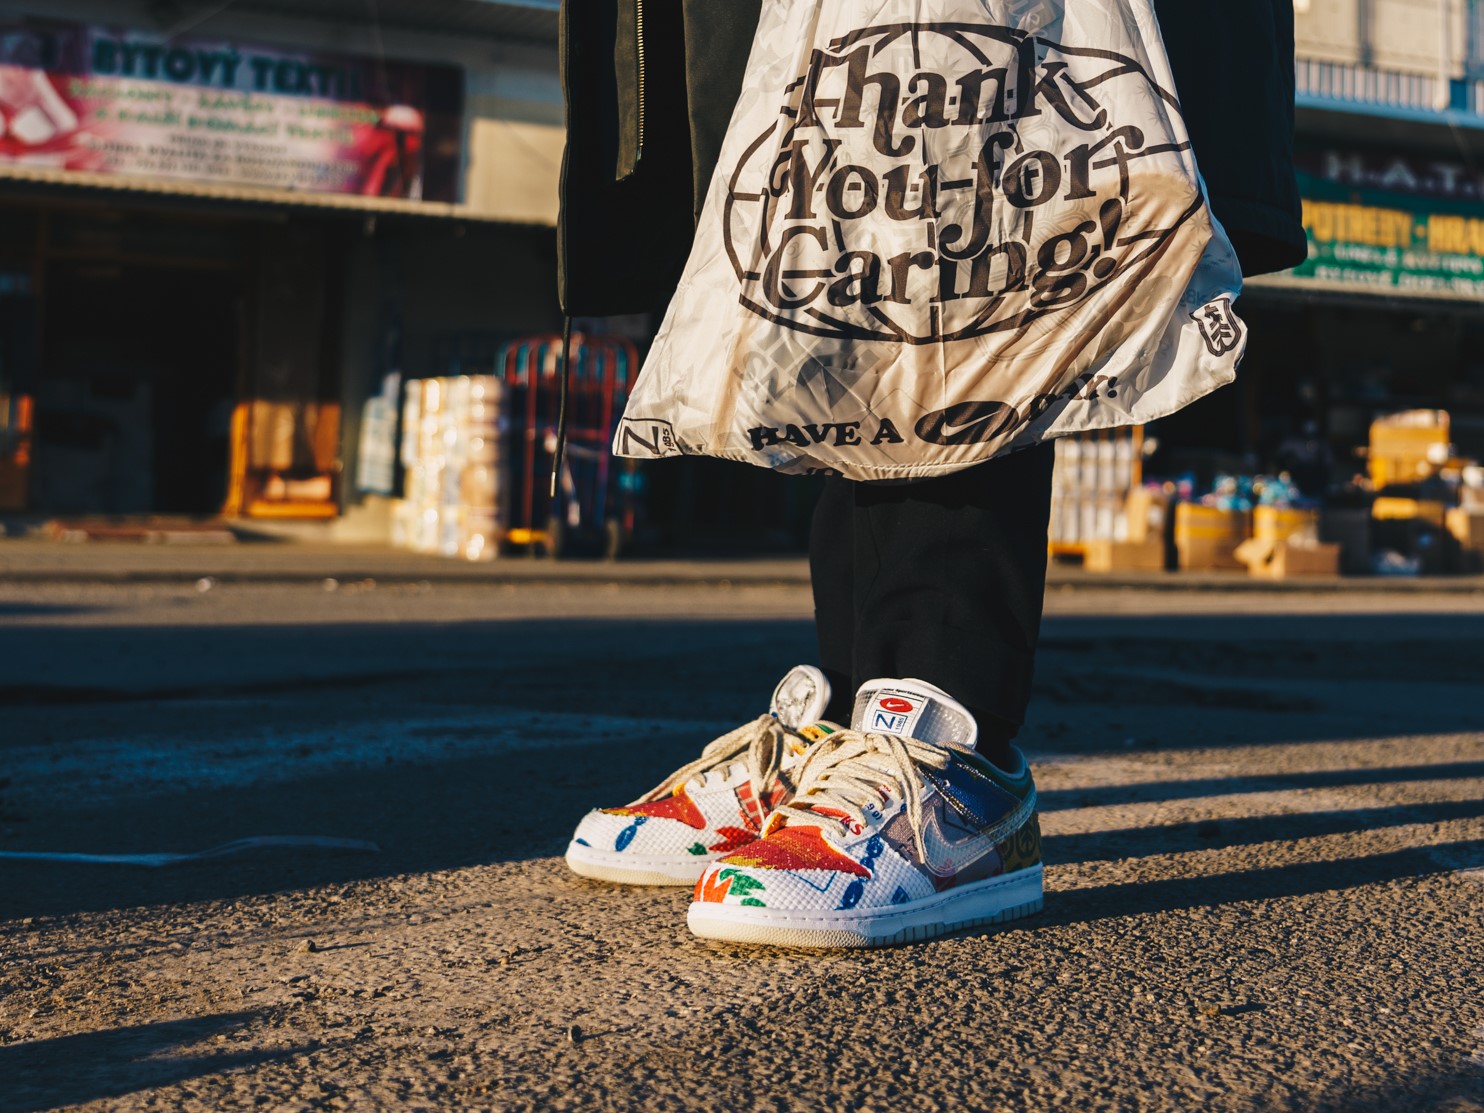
[2,543,1484,592]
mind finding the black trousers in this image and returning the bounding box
[809,445,1056,764]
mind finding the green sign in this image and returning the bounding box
[1289,170,1484,298]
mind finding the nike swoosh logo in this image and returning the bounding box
[937,420,993,441]
[914,401,1018,446]
[918,803,998,878]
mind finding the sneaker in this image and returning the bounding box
[564,665,836,885]
[687,678,1043,948]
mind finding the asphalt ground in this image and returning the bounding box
[0,577,1480,1111]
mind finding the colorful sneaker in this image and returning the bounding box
[687,678,1043,948]
[564,666,836,886]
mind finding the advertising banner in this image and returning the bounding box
[0,22,462,201]
[1289,147,1484,299]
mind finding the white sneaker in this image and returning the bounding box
[564,666,836,885]
[688,678,1043,947]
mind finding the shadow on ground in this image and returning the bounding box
[1045,794,1484,862]
[0,1012,307,1113]
[0,610,1480,921]
[0,603,106,619]
[4,731,1481,925]
[1043,837,1483,928]
[1311,1064,1484,1112]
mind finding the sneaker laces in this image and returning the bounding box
[769,730,950,865]
[635,715,798,806]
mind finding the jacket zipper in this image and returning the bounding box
[634,0,646,163]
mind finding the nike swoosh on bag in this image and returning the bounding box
[914,401,1019,445]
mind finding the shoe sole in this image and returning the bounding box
[564,840,709,886]
[686,865,1043,948]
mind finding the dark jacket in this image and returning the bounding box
[558,0,1306,315]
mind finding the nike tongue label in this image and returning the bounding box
[865,690,927,738]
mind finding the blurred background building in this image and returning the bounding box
[1158,0,1484,484]
[0,0,563,528]
[0,1,1482,570]
[1076,0,1484,580]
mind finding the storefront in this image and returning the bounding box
[1142,140,1484,491]
[0,13,562,521]
[1042,133,1482,577]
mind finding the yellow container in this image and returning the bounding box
[1084,538,1166,573]
[1174,504,1252,570]
[1369,410,1449,488]
[1254,506,1320,542]
[1372,497,1447,525]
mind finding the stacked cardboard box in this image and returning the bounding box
[1124,486,1171,545]
[1235,538,1341,579]
[1083,538,1165,573]
[393,376,508,561]
[1174,504,1251,571]
[1369,410,1449,489]
[1254,505,1320,543]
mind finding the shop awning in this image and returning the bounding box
[160,0,559,45]
[1244,273,1484,311]
[0,162,536,224]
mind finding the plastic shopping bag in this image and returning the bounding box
[613,0,1246,480]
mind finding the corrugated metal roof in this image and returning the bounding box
[231,0,559,43]
[0,163,537,223]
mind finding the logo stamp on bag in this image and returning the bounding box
[724,23,1201,346]
[614,418,678,458]
[1192,296,1244,356]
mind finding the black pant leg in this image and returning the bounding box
[809,476,856,724]
[848,444,1055,751]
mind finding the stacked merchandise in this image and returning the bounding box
[393,376,508,561]
[1049,430,1142,549]
[1171,473,1331,574]
[227,401,341,518]
[1176,474,1257,571]
[1230,475,1337,578]
[1050,430,1154,571]
[355,373,401,497]
[1368,410,1449,489]
[1363,410,1477,575]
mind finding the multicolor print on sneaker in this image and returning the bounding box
[687,678,1043,948]
[564,666,836,886]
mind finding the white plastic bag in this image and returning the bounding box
[613,0,1246,480]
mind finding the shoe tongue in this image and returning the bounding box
[769,665,831,729]
[850,678,978,752]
